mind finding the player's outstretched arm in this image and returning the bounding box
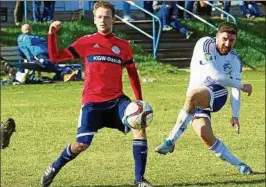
[48,21,74,63]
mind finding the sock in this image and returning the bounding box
[52,144,79,171]
[209,139,242,166]
[167,109,194,143]
[133,139,148,183]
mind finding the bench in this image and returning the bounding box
[0,46,82,80]
[0,7,8,22]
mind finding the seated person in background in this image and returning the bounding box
[122,1,134,21]
[194,1,213,17]
[245,1,264,17]
[17,23,78,82]
[238,1,264,18]
[153,1,193,39]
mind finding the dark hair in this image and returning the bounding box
[218,22,238,35]
[93,1,115,18]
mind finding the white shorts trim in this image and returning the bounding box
[205,86,214,111]
[77,132,96,138]
[193,113,211,121]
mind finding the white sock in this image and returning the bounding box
[167,109,193,143]
[209,139,242,166]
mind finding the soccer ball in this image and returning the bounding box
[123,100,153,129]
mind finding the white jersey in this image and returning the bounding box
[187,37,243,118]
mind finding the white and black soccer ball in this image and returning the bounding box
[123,100,153,129]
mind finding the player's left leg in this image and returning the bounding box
[155,87,211,154]
[192,117,253,175]
[116,95,153,187]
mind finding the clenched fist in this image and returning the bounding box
[48,21,62,34]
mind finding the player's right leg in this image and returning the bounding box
[155,87,211,155]
[41,104,101,187]
[116,95,153,187]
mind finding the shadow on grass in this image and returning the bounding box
[160,178,266,187]
[62,175,266,187]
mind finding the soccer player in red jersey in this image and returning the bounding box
[41,2,153,187]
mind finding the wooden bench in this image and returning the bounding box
[0,46,82,80]
[0,7,8,22]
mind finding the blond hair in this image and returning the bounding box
[93,1,115,18]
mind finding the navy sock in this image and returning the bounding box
[133,139,148,183]
[52,144,79,171]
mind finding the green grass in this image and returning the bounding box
[1,69,265,187]
[1,17,265,187]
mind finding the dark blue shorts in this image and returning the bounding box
[76,95,131,144]
[194,84,228,120]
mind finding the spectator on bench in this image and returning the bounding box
[153,1,193,39]
[122,1,135,21]
[17,23,78,82]
[239,1,264,18]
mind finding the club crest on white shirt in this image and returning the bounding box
[223,62,232,73]
[111,46,120,54]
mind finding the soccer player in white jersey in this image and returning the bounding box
[155,22,253,175]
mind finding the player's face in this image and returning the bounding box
[216,32,236,55]
[94,7,114,34]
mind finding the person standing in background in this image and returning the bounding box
[32,1,55,22]
[14,0,24,26]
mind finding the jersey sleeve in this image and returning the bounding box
[123,42,134,66]
[69,35,91,59]
[48,33,75,63]
[123,42,142,100]
[230,52,242,82]
[196,37,216,65]
[229,52,243,119]
[230,87,241,119]
[48,34,91,63]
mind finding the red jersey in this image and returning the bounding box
[48,32,142,104]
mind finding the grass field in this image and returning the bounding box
[1,69,265,187]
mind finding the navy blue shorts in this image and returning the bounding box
[194,84,228,120]
[76,95,131,144]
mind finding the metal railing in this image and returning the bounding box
[203,1,237,24]
[24,1,28,21]
[176,4,217,30]
[115,1,162,59]
[176,1,237,31]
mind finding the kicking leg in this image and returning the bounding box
[192,117,253,175]
[155,87,211,155]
